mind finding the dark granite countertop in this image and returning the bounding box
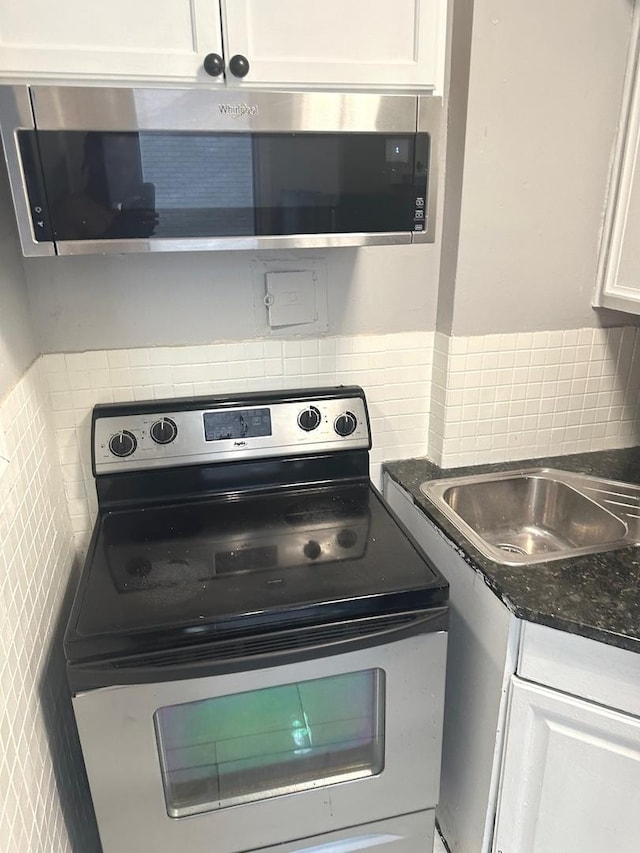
[383,447,640,655]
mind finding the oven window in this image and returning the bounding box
[154,669,385,818]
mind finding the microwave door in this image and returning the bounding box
[34,130,418,249]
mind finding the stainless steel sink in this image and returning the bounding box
[420,468,640,565]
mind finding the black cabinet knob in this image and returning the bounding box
[229,54,250,78]
[203,53,224,77]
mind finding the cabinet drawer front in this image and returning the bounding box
[519,622,640,718]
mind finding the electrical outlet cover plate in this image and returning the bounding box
[253,258,328,335]
[265,270,317,327]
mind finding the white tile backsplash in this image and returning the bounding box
[0,363,99,852]
[430,326,640,467]
[36,325,640,551]
[39,324,640,555]
[41,332,435,552]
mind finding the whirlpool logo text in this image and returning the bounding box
[218,104,259,118]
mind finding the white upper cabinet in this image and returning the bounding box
[594,7,640,314]
[0,0,446,92]
[221,0,446,92]
[0,0,224,84]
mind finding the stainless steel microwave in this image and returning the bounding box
[0,86,440,257]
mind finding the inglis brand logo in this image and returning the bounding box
[218,103,259,118]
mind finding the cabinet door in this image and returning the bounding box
[0,0,222,82]
[493,678,640,853]
[221,0,446,92]
[594,8,640,314]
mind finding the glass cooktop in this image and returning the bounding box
[66,483,447,661]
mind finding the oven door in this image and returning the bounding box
[72,628,447,853]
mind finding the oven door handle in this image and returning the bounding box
[68,606,448,691]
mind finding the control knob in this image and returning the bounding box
[109,430,137,458]
[303,540,322,560]
[150,417,178,445]
[337,528,358,549]
[334,411,357,437]
[297,406,321,432]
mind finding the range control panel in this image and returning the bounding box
[93,390,371,475]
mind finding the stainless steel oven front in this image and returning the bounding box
[72,627,447,853]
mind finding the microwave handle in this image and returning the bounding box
[0,86,55,256]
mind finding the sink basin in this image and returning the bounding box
[420,469,640,565]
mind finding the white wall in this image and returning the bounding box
[429,326,640,467]
[25,243,441,353]
[437,0,473,335]
[0,151,37,396]
[447,0,638,336]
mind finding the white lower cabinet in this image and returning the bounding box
[383,476,640,853]
[493,679,640,853]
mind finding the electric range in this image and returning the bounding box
[64,386,449,853]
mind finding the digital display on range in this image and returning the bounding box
[203,408,272,442]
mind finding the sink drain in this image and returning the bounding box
[496,543,528,556]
